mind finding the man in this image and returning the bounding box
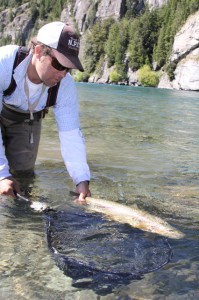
[0,21,91,200]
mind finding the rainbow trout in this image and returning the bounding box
[15,191,184,239]
[84,197,184,239]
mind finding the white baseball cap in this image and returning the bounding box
[37,21,84,72]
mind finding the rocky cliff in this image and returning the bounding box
[71,0,168,32]
[0,0,168,41]
[158,10,199,91]
[0,3,36,44]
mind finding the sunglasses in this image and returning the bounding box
[47,52,70,72]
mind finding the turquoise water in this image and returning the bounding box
[0,83,199,299]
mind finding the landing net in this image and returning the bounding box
[44,207,172,294]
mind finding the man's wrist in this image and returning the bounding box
[76,180,89,187]
[0,173,12,181]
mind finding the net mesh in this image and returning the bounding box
[44,207,172,295]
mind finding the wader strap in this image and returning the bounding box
[3,47,29,97]
[46,82,60,108]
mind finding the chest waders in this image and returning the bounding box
[1,47,60,177]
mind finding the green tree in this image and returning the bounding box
[105,19,129,80]
[105,22,119,67]
[138,65,159,87]
[83,19,113,73]
[128,8,161,70]
[109,70,122,83]
[73,70,89,82]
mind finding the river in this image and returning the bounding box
[0,83,198,299]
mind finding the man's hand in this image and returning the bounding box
[75,181,91,203]
[0,176,20,198]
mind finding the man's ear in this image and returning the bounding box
[34,44,44,59]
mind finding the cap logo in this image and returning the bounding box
[68,37,80,51]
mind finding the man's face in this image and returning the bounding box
[34,46,68,87]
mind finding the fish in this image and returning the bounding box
[83,197,185,239]
[15,191,185,239]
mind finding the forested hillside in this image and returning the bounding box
[82,0,199,84]
[0,0,199,89]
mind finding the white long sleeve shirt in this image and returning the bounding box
[0,45,90,185]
